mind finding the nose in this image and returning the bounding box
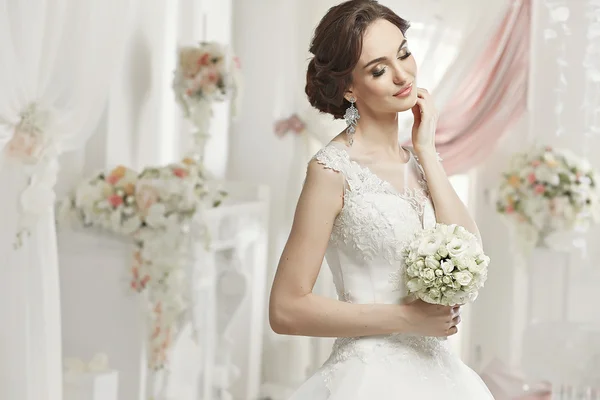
[392,63,410,86]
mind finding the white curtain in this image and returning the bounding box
[0,1,133,399]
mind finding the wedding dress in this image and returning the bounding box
[288,141,493,399]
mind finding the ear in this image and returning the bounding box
[343,88,356,103]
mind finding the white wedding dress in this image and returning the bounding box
[288,142,494,400]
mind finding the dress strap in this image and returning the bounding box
[311,142,360,191]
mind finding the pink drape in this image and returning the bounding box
[419,0,530,175]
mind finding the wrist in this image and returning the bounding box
[414,146,438,158]
[391,304,412,334]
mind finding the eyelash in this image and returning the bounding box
[372,49,412,77]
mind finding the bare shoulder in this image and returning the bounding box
[305,156,344,197]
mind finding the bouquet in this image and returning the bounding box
[496,145,600,247]
[398,223,490,306]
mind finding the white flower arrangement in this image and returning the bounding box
[496,145,600,248]
[172,41,242,154]
[59,156,226,369]
[1,103,61,248]
[394,223,490,306]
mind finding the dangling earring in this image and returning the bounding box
[344,97,359,146]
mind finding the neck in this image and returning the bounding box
[351,110,401,153]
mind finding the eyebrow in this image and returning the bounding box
[363,39,407,69]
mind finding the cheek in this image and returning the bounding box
[362,78,392,98]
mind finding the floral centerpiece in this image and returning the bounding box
[59,157,226,369]
[496,145,600,249]
[173,41,242,158]
[394,223,490,306]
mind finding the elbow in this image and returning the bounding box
[269,297,298,335]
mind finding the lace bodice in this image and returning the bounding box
[312,141,437,305]
[291,144,494,399]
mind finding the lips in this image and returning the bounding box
[394,83,413,97]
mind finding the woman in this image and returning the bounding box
[269,0,494,398]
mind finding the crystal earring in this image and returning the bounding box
[344,97,359,146]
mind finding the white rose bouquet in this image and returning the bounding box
[398,223,490,306]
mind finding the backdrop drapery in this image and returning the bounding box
[0,1,133,399]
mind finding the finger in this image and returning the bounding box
[446,326,458,336]
[451,315,461,326]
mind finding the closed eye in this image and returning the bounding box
[371,47,412,77]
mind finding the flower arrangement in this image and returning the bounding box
[172,41,242,156]
[395,223,490,306]
[59,157,226,369]
[496,145,600,248]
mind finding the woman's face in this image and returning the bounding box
[346,19,418,115]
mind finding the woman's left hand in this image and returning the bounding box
[411,88,438,154]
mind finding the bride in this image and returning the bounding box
[269,0,494,398]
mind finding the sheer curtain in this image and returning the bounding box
[0,1,133,399]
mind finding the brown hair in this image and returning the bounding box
[305,0,410,119]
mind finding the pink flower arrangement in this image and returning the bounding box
[496,145,600,245]
[173,41,240,107]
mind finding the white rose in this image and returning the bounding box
[407,278,424,293]
[467,260,486,275]
[418,232,445,256]
[442,276,452,285]
[437,245,449,258]
[406,264,420,277]
[476,254,491,268]
[452,257,465,271]
[435,268,444,277]
[441,260,455,274]
[420,268,435,281]
[428,287,441,299]
[425,256,441,270]
[446,237,469,258]
[453,271,474,287]
[415,259,426,269]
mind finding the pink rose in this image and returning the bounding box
[135,184,159,212]
[531,160,541,167]
[198,53,210,66]
[108,194,124,207]
[4,129,43,163]
[534,184,545,194]
[527,173,537,184]
[172,167,189,178]
[506,205,515,214]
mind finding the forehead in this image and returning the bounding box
[359,19,405,65]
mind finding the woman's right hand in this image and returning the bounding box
[399,299,461,337]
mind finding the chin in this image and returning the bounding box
[395,99,417,113]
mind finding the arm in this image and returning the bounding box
[416,149,482,242]
[412,87,482,243]
[269,159,460,338]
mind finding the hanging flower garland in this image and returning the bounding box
[59,157,226,369]
[172,41,242,159]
